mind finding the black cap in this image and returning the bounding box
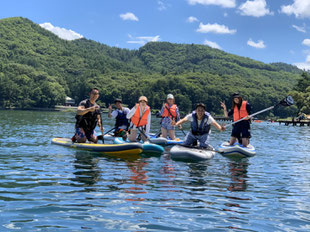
[195,103,206,110]
[114,98,122,103]
[232,92,241,98]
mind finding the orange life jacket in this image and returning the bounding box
[233,101,249,122]
[162,104,177,119]
[131,104,150,127]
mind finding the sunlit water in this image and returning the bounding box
[0,110,309,231]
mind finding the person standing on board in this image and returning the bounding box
[159,94,181,140]
[108,98,130,138]
[73,88,104,143]
[175,103,225,148]
[127,96,151,142]
[221,92,252,147]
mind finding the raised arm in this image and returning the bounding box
[220,101,228,118]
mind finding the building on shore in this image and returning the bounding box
[65,96,75,106]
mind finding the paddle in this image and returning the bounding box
[225,96,294,128]
[97,127,116,141]
[180,128,187,136]
[99,112,105,143]
[154,128,162,138]
[137,127,151,143]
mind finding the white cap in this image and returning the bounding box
[167,94,174,100]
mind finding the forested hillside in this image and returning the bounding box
[0,17,302,117]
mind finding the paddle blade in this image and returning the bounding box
[279,96,294,106]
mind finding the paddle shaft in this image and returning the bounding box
[99,113,104,143]
[226,105,274,128]
[103,126,117,135]
[180,128,187,136]
[137,127,150,141]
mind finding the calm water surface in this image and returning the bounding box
[0,110,310,231]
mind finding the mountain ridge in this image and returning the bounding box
[0,17,300,116]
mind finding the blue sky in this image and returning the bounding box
[1,0,310,69]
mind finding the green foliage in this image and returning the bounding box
[0,17,302,118]
[289,72,310,114]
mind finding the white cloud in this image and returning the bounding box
[39,22,83,40]
[238,0,273,17]
[187,16,199,23]
[197,23,236,34]
[293,24,306,33]
[127,35,160,45]
[302,39,310,46]
[203,39,222,49]
[120,12,139,21]
[281,0,310,18]
[247,39,266,48]
[158,0,168,11]
[188,0,236,8]
[294,55,310,70]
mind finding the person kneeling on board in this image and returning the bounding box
[127,96,151,142]
[221,92,251,147]
[175,103,225,148]
[108,98,130,139]
[73,88,104,143]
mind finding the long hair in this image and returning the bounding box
[232,96,243,110]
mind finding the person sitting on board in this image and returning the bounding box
[127,96,151,142]
[221,92,252,147]
[73,88,104,143]
[175,103,225,149]
[159,94,181,140]
[108,98,130,138]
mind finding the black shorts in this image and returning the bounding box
[231,121,251,138]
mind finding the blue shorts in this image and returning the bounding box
[183,131,210,148]
[161,117,175,130]
[75,127,96,141]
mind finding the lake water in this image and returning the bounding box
[0,110,310,231]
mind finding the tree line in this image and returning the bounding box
[0,17,305,118]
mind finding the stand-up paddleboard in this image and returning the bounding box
[149,134,183,146]
[104,133,182,146]
[218,142,256,158]
[102,133,168,145]
[52,137,143,156]
[113,137,164,155]
[170,145,216,161]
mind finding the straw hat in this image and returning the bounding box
[138,96,148,102]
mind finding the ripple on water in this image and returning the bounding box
[0,111,310,231]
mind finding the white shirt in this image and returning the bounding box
[127,105,151,135]
[185,113,215,128]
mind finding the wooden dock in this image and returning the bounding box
[277,118,310,126]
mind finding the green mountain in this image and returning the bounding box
[0,17,301,117]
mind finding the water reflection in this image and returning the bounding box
[71,151,101,187]
[227,159,249,192]
[125,159,149,201]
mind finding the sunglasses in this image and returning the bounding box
[139,100,147,103]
